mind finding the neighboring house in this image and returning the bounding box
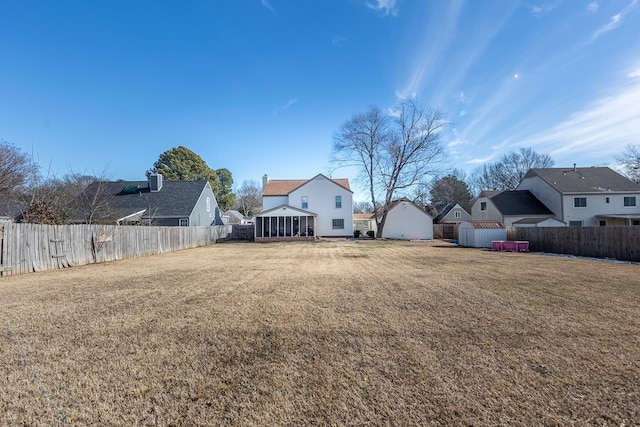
[511,217,565,227]
[0,199,24,222]
[223,210,247,225]
[81,174,223,226]
[255,174,353,240]
[517,166,640,226]
[353,213,377,237]
[471,190,555,227]
[381,198,433,240]
[433,203,472,224]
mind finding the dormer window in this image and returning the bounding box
[480,202,487,211]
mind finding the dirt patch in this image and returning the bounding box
[1,240,639,425]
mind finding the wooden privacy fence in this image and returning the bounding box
[433,224,459,240]
[0,222,232,276]
[507,226,640,262]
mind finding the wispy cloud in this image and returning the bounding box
[592,0,637,41]
[587,2,599,13]
[283,98,298,110]
[260,0,276,14]
[527,2,560,17]
[517,66,640,162]
[272,98,298,117]
[396,0,464,100]
[465,155,497,165]
[332,35,347,46]
[366,0,398,17]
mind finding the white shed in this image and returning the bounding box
[458,221,506,248]
[512,217,565,227]
[382,198,433,240]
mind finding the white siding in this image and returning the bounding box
[561,193,640,226]
[458,222,507,248]
[262,195,289,211]
[289,175,353,237]
[382,201,433,240]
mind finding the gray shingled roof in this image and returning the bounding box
[0,198,24,219]
[85,180,210,219]
[489,190,553,216]
[523,167,640,193]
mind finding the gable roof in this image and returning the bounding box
[487,190,553,216]
[0,198,24,220]
[354,213,375,220]
[84,179,211,219]
[512,217,565,225]
[522,167,640,193]
[433,203,470,223]
[255,204,317,217]
[262,174,351,196]
[433,203,454,223]
[387,197,429,215]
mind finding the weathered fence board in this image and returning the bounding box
[0,223,232,276]
[507,226,640,262]
[433,224,459,240]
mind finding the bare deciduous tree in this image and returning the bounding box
[332,105,388,218]
[615,144,640,184]
[0,140,38,197]
[470,147,554,193]
[333,100,447,237]
[234,179,262,217]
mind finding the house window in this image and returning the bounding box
[569,220,583,227]
[332,218,344,229]
[574,197,587,208]
[605,196,610,204]
[599,220,607,226]
[206,197,211,212]
[454,211,461,218]
[624,196,637,207]
[633,220,640,226]
[335,196,342,209]
[179,218,189,226]
[301,196,308,209]
[480,202,487,211]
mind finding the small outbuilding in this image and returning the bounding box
[458,221,507,248]
[381,198,433,240]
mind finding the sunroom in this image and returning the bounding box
[254,205,317,241]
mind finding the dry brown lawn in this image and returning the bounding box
[1,239,639,426]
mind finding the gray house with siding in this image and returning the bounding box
[81,174,224,226]
[471,190,555,226]
[517,167,640,226]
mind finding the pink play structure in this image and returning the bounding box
[491,240,529,252]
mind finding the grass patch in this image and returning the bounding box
[1,240,639,425]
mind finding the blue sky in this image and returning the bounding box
[2,0,639,201]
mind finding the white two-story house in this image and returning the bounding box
[254,174,353,241]
[517,166,640,226]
